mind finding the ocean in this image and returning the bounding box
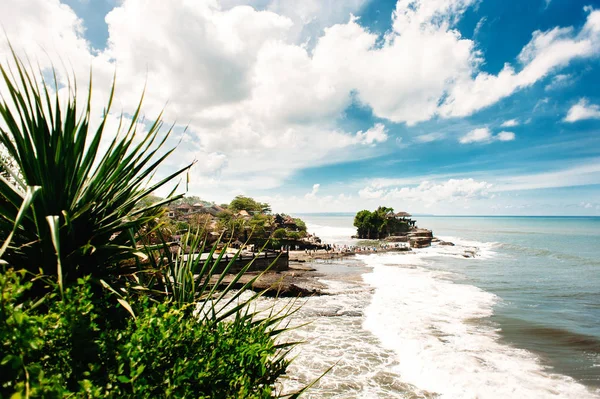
[279,214,600,398]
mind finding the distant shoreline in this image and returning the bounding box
[293,213,600,218]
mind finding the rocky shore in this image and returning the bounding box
[212,261,327,297]
[212,227,481,296]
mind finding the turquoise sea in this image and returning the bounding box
[282,214,600,398]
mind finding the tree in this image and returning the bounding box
[171,195,211,207]
[229,195,271,214]
[287,231,302,240]
[294,218,307,232]
[353,207,410,239]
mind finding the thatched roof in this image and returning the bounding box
[394,211,412,217]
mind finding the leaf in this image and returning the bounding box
[117,375,130,384]
[46,215,63,297]
[117,298,136,319]
[0,185,40,259]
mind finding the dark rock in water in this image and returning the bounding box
[439,241,455,246]
[462,250,476,258]
[431,237,440,242]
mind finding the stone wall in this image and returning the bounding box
[212,252,289,274]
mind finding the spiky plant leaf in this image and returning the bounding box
[0,49,191,287]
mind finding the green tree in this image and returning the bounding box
[294,218,307,232]
[229,196,271,214]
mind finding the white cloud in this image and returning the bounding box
[473,16,487,37]
[2,0,598,205]
[355,123,388,145]
[440,8,600,117]
[564,98,600,122]
[580,201,594,209]
[415,132,446,143]
[304,183,321,199]
[545,73,573,91]
[359,178,493,205]
[496,131,516,141]
[459,127,492,143]
[358,186,385,199]
[459,127,516,144]
[500,119,519,127]
[493,159,600,191]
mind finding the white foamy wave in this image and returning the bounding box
[279,278,432,398]
[361,254,598,399]
[306,222,357,244]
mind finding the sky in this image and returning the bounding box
[1,0,600,215]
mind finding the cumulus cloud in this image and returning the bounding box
[459,127,492,143]
[355,123,388,145]
[501,119,519,127]
[459,127,515,144]
[1,0,597,200]
[359,178,493,205]
[358,186,385,199]
[564,98,600,122]
[439,8,600,117]
[304,183,321,199]
[496,131,516,141]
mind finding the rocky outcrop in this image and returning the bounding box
[408,229,433,248]
[439,241,455,246]
[385,235,409,242]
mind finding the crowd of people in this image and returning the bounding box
[296,242,408,255]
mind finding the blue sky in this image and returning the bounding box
[2,0,600,215]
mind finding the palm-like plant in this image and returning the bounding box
[0,51,190,288]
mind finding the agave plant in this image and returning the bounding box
[0,50,191,289]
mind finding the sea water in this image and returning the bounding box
[280,214,600,398]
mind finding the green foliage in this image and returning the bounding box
[293,218,307,232]
[116,302,290,399]
[354,207,409,239]
[171,196,211,207]
[286,231,302,240]
[0,270,114,397]
[217,211,248,240]
[272,228,287,239]
[0,51,309,399]
[0,52,190,286]
[229,196,271,215]
[0,269,295,398]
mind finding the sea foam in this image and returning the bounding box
[360,248,598,398]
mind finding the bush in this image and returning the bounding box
[0,269,292,398]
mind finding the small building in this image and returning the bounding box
[392,211,416,227]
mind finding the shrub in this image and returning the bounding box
[1,269,295,398]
